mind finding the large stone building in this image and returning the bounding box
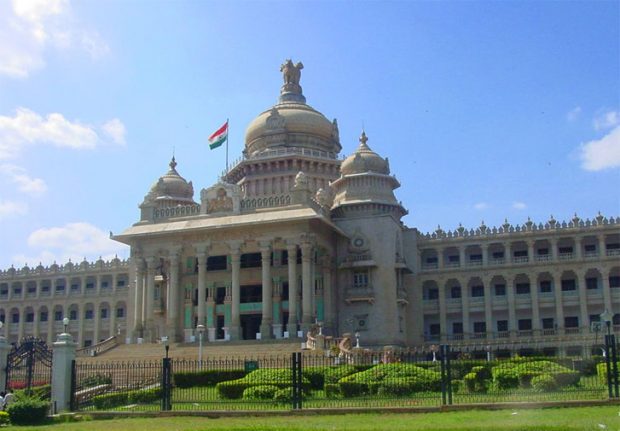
[1,60,619,354]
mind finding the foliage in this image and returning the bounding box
[242,385,280,400]
[302,365,358,389]
[14,383,51,400]
[324,383,341,398]
[531,374,558,392]
[92,387,161,409]
[596,362,619,384]
[273,388,293,404]
[0,411,9,426]
[83,374,113,388]
[173,370,246,388]
[6,397,50,425]
[128,387,162,404]
[463,366,491,393]
[491,360,580,390]
[216,368,310,399]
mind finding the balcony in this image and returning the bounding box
[496,331,510,338]
[421,262,438,270]
[542,329,556,336]
[607,249,620,257]
[344,285,374,304]
[490,258,505,266]
[564,327,580,335]
[558,252,574,261]
[471,333,486,339]
[466,260,483,267]
[584,251,599,258]
[512,256,529,264]
[445,262,460,268]
[517,330,533,337]
[535,255,551,262]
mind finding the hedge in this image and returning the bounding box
[242,385,279,400]
[597,362,619,384]
[216,369,310,399]
[302,365,358,389]
[491,360,580,390]
[6,398,49,425]
[173,369,246,388]
[92,387,162,409]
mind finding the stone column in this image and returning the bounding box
[598,234,607,257]
[578,270,589,332]
[550,237,558,262]
[504,242,511,263]
[286,243,298,336]
[459,246,466,267]
[145,257,157,341]
[602,268,612,315]
[51,333,77,413]
[259,243,273,339]
[483,276,493,341]
[96,275,102,296]
[112,274,118,294]
[461,279,470,339]
[527,240,535,263]
[17,307,24,342]
[77,304,84,347]
[482,244,489,267]
[229,242,241,340]
[300,242,313,333]
[167,253,180,341]
[575,236,583,260]
[506,275,516,340]
[65,277,71,297]
[133,260,145,340]
[109,302,117,341]
[35,279,41,299]
[530,274,541,333]
[322,259,335,333]
[438,279,447,343]
[437,247,445,269]
[93,303,100,343]
[272,277,282,338]
[552,271,564,335]
[47,307,54,344]
[51,278,56,299]
[196,251,208,328]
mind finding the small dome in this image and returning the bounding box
[340,132,390,176]
[146,157,195,204]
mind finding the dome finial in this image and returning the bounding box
[359,130,369,148]
[169,156,177,171]
[279,59,306,103]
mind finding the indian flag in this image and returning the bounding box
[208,121,228,150]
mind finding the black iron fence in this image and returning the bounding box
[71,339,619,412]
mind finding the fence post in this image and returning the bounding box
[51,332,77,413]
[440,345,447,406]
[446,344,453,405]
[291,352,302,410]
[605,334,613,399]
[297,352,303,410]
[69,360,76,411]
[161,357,172,411]
[0,335,11,391]
[291,352,297,410]
[611,334,619,398]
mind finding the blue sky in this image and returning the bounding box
[0,0,618,268]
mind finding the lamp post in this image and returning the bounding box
[62,317,69,334]
[197,324,205,364]
[601,309,613,338]
[163,336,169,359]
[354,331,360,349]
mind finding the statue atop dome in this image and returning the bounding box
[279,59,306,103]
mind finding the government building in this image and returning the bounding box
[0,60,619,356]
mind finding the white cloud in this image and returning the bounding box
[566,106,581,122]
[512,201,527,210]
[474,202,489,210]
[0,0,108,78]
[12,222,128,266]
[0,200,28,220]
[102,118,127,146]
[579,126,620,171]
[1,164,47,195]
[594,110,620,131]
[0,108,126,159]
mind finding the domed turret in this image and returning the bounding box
[139,157,196,221]
[340,131,390,175]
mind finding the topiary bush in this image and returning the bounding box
[324,383,341,398]
[173,369,246,388]
[127,387,162,404]
[216,368,310,399]
[92,392,129,409]
[273,388,293,404]
[0,411,9,426]
[337,363,441,397]
[242,385,279,400]
[82,374,113,388]
[6,397,49,425]
[531,374,558,392]
[491,360,580,391]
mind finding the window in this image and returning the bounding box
[452,322,463,334]
[101,281,109,288]
[516,283,531,295]
[559,246,573,254]
[473,321,486,333]
[42,285,50,292]
[40,312,48,322]
[584,244,596,252]
[26,313,34,323]
[116,308,125,318]
[497,320,508,332]
[11,313,19,323]
[448,255,459,263]
[85,310,93,320]
[561,279,576,291]
[469,254,482,262]
[492,251,504,259]
[514,250,528,257]
[542,318,554,329]
[471,285,484,297]
[101,309,108,319]
[494,284,506,296]
[71,284,79,291]
[353,271,369,288]
[13,288,21,295]
[240,253,263,268]
[429,323,440,336]
[70,310,77,320]
[425,288,438,300]
[0,289,7,295]
[450,286,461,299]
[55,285,65,292]
[117,279,126,287]
[425,257,438,264]
[216,287,226,305]
[0,314,4,323]
[586,277,598,290]
[607,243,620,250]
[240,285,261,303]
[564,316,579,328]
[614,314,620,326]
[518,319,532,330]
[589,314,600,324]
[86,283,94,289]
[610,276,620,288]
[55,311,63,321]
[27,286,36,294]
[537,248,549,255]
[207,255,227,271]
[540,281,552,293]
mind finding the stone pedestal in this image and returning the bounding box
[52,333,77,413]
[0,337,11,391]
[207,327,216,342]
[272,324,283,339]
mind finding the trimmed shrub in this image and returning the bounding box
[491,360,580,390]
[127,387,162,404]
[324,383,341,398]
[324,365,358,384]
[83,374,112,388]
[303,367,326,390]
[93,392,129,409]
[337,363,441,397]
[596,362,619,384]
[273,388,293,404]
[216,368,310,399]
[531,374,558,392]
[450,379,463,394]
[0,411,9,426]
[377,381,414,397]
[6,397,49,425]
[216,381,250,399]
[242,385,279,400]
[173,369,246,388]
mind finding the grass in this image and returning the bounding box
[10,406,620,431]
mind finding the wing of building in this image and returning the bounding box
[1,60,619,355]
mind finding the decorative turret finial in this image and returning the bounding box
[358,130,371,151]
[169,156,177,171]
[279,59,306,103]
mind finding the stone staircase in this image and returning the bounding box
[77,338,304,362]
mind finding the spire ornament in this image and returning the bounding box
[279,59,306,103]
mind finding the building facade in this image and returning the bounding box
[1,60,619,353]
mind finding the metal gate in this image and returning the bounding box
[5,337,53,397]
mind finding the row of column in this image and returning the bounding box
[431,235,609,268]
[434,268,614,341]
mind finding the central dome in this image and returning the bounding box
[244,60,341,158]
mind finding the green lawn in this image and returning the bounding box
[11,406,620,431]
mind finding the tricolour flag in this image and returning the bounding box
[208,121,228,150]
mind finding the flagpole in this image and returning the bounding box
[225,118,229,175]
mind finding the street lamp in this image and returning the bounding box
[354,331,360,349]
[163,336,169,359]
[197,324,205,364]
[601,309,613,337]
[63,317,69,334]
